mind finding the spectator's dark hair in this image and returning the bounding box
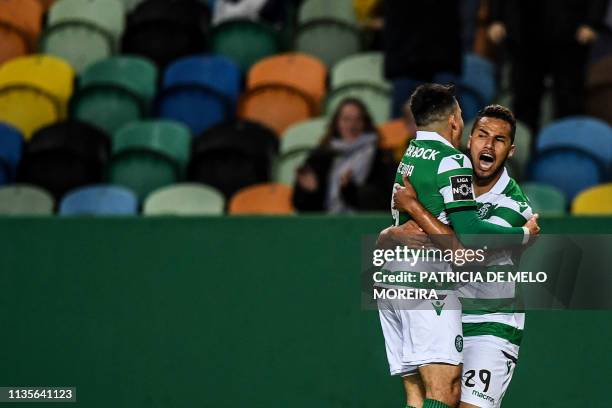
[320,97,379,147]
[409,83,458,127]
[470,105,517,143]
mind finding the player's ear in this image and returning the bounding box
[467,135,472,150]
[508,144,516,159]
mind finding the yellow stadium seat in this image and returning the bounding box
[0,55,74,137]
[571,184,612,215]
[228,183,295,215]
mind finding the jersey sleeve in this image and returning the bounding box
[436,153,477,213]
[489,199,533,228]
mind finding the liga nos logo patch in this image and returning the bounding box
[450,175,473,201]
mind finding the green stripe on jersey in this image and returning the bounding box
[463,322,523,345]
[460,297,522,314]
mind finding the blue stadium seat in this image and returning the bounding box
[0,123,23,185]
[528,147,606,202]
[536,117,612,167]
[460,53,497,105]
[156,55,239,136]
[59,185,138,215]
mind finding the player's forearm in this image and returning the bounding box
[449,210,527,248]
[403,200,463,251]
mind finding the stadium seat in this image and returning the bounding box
[0,55,74,138]
[247,53,327,106]
[119,0,146,12]
[378,119,411,162]
[273,149,310,186]
[325,84,390,124]
[228,183,294,214]
[572,183,612,215]
[528,148,606,202]
[0,0,43,64]
[156,55,239,135]
[295,22,361,68]
[298,0,357,25]
[460,53,497,106]
[585,55,612,124]
[536,117,612,167]
[122,0,210,68]
[331,52,389,92]
[0,184,54,215]
[188,120,278,198]
[73,56,158,134]
[109,120,191,200]
[520,182,567,216]
[143,183,225,215]
[209,19,280,72]
[238,85,316,135]
[36,0,57,11]
[0,123,23,185]
[59,185,138,215]
[18,121,111,199]
[280,117,326,154]
[41,0,124,72]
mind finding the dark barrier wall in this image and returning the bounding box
[0,216,611,407]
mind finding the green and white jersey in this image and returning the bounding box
[460,168,532,353]
[392,131,476,228]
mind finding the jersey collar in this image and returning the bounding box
[488,167,511,195]
[415,131,454,149]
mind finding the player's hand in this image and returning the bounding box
[393,174,418,211]
[340,170,353,187]
[523,214,541,246]
[576,25,598,44]
[296,167,318,192]
[488,22,507,44]
[397,221,434,248]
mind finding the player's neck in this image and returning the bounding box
[474,168,504,197]
[418,125,451,143]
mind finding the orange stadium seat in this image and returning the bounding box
[378,119,412,162]
[247,53,327,107]
[228,183,295,215]
[35,0,57,11]
[0,0,43,64]
[238,85,316,136]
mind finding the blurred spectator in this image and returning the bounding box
[212,0,297,26]
[383,0,463,118]
[292,98,396,213]
[489,0,608,133]
[354,0,384,50]
[590,0,612,62]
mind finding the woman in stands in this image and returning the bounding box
[292,97,397,213]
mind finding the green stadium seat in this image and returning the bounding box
[331,52,389,92]
[325,84,390,124]
[143,183,225,215]
[209,20,280,72]
[109,120,191,201]
[521,182,567,216]
[280,117,326,154]
[298,0,357,25]
[0,184,54,215]
[41,0,124,72]
[294,22,361,68]
[73,56,157,133]
[273,148,311,186]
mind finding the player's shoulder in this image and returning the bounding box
[495,177,533,218]
[437,148,472,175]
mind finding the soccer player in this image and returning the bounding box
[376,84,539,408]
[390,104,534,407]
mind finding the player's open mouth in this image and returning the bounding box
[478,152,495,171]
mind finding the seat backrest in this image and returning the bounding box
[325,84,390,124]
[537,117,612,166]
[331,52,389,91]
[247,53,327,105]
[209,20,280,72]
[0,0,43,47]
[280,117,326,153]
[378,119,410,161]
[0,88,60,139]
[59,184,138,215]
[80,56,158,103]
[238,85,315,135]
[520,182,567,216]
[0,184,54,215]
[228,183,294,214]
[0,122,23,180]
[0,55,75,110]
[0,27,29,65]
[460,53,496,104]
[571,183,612,215]
[528,148,605,201]
[163,55,240,103]
[273,149,310,186]
[299,0,357,25]
[143,182,225,215]
[48,0,125,41]
[113,120,191,167]
[295,22,361,68]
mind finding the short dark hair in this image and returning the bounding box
[409,83,458,127]
[471,105,517,143]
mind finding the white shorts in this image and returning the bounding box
[460,336,519,407]
[377,289,463,376]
